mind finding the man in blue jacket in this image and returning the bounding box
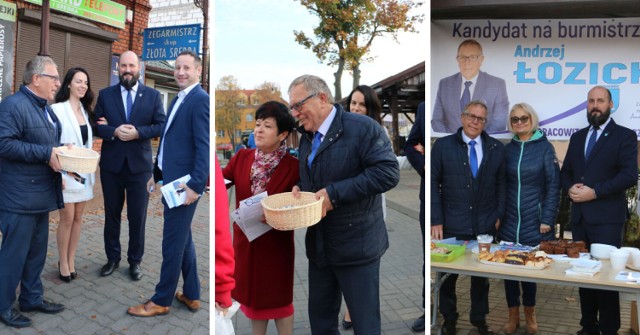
[431,100,506,335]
[127,50,209,317]
[0,56,66,328]
[289,75,399,335]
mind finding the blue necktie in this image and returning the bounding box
[460,81,472,112]
[126,90,133,122]
[585,126,599,159]
[307,132,322,169]
[469,140,478,178]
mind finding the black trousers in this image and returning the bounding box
[101,164,151,264]
[439,273,490,323]
[439,232,490,323]
[572,220,623,335]
[308,259,382,335]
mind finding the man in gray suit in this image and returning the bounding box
[432,39,509,133]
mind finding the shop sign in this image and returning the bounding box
[142,24,200,61]
[0,0,15,101]
[25,0,126,29]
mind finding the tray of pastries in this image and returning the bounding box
[477,250,553,270]
[539,239,588,258]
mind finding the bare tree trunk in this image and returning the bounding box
[352,63,361,90]
[334,57,345,100]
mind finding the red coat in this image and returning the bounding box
[215,158,235,308]
[222,149,299,309]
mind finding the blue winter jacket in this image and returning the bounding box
[431,128,506,237]
[498,130,560,246]
[0,85,63,213]
[298,104,400,267]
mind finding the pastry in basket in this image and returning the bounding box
[431,246,451,255]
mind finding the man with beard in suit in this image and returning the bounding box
[94,51,165,281]
[561,86,638,335]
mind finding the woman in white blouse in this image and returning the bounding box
[51,67,95,283]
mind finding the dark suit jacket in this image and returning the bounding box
[405,102,425,201]
[431,71,509,134]
[561,119,638,228]
[95,83,165,174]
[153,84,209,194]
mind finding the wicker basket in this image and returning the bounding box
[261,192,323,231]
[56,146,100,173]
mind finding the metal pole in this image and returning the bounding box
[194,0,209,93]
[38,0,51,56]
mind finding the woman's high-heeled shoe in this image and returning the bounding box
[342,317,353,329]
[58,262,71,283]
[70,271,77,280]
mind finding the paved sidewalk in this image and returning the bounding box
[429,274,635,335]
[229,168,426,334]
[1,191,210,335]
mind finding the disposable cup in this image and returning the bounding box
[478,243,491,253]
[610,250,629,270]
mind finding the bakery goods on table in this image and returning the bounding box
[478,250,553,268]
[540,240,588,257]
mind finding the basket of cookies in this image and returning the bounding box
[261,192,323,231]
[56,146,100,173]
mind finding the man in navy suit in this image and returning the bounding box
[561,86,638,335]
[432,101,505,335]
[432,39,509,134]
[127,50,209,317]
[95,51,165,281]
[405,102,426,332]
[0,56,65,328]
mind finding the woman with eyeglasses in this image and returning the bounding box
[498,103,560,335]
[50,67,96,283]
[222,101,299,335]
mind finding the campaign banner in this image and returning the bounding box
[431,18,640,139]
[0,0,15,102]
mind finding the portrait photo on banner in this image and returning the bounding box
[431,18,640,140]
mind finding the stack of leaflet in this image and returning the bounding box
[565,258,602,276]
[230,191,271,242]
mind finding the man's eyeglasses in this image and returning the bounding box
[289,93,317,112]
[510,116,530,124]
[40,73,60,82]
[462,113,487,124]
[456,55,481,63]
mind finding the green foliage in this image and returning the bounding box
[623,173,640,247]
[215,75,243,147]
[293,0,424,96]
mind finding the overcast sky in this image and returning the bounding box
[214,0,428,101]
